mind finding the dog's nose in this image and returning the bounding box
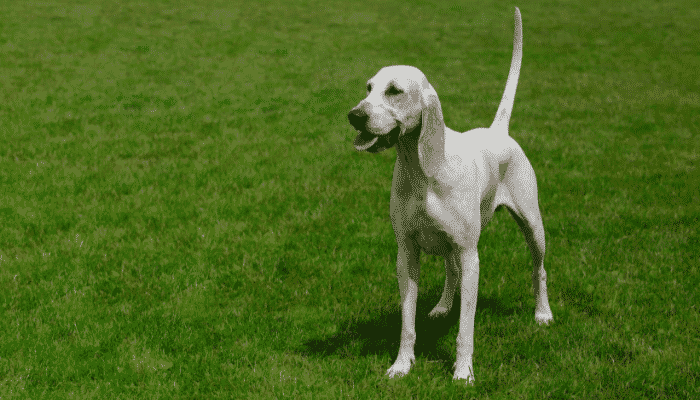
[348,108,368,131]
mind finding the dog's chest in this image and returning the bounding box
[403,186,456,257]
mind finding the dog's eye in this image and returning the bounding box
[386,86,403,95]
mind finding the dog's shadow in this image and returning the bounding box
[297,285,518,374]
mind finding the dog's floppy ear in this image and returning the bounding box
[420,85,445,140]
[417,83,445,173]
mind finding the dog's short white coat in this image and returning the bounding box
[347,7,553,385]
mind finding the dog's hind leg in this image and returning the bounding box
[429,251,460,318]
[503,160,554,325]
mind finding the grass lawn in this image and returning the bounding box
[1,0,698,398]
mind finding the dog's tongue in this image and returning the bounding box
[353,131,378,151]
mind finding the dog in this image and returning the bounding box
[347,7,553,384]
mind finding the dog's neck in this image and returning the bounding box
[397,121,446,178]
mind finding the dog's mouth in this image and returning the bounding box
[353,126,401,153]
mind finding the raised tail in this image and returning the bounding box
[490,7,523,133]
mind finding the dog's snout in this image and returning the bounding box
[348,107,368,131]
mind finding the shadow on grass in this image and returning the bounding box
[297,285,522,374]
[559,282,606,317]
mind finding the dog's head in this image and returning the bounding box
[348,65,444,153]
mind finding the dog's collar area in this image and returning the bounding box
[396,121,422,150]
[400,120,421,139]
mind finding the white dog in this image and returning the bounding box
[347,7,553,384]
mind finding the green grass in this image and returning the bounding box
[1,0,698,398]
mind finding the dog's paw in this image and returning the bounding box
[386,356,414,379]
[453,373,475,386]
[453,369,475,385]
[535,312,553,325]
[453,354,475,385]
[453,359,475,385]
[428,305,450,318]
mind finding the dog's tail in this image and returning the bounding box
[490,7,523,134]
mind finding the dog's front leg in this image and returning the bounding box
[454,247,480,384]
[386,238,421,378]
